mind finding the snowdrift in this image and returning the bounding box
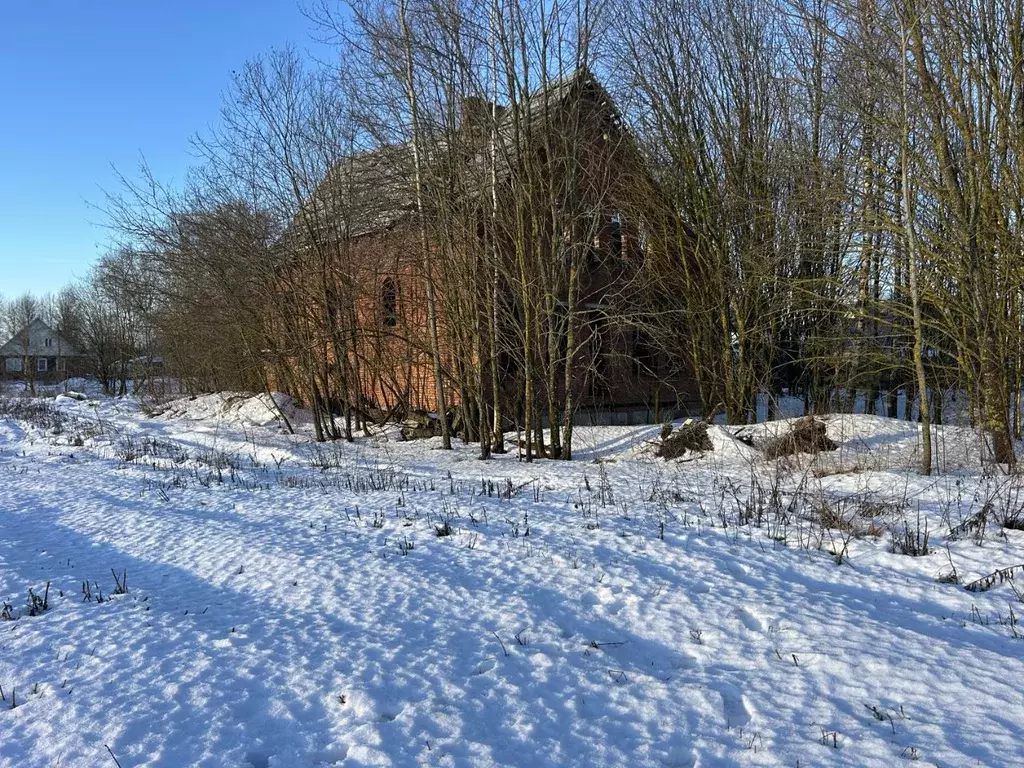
[153,392,295,427]
[733,413,988,470]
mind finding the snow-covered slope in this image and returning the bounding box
[150,391,296,427]
[1,397,1022,767]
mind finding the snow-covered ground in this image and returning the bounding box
[1,392,1023,767]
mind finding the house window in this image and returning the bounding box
[587,315,610,398]
[44,337,53,348]
[633,330,659,377]
[37,358,48,372]
[5,357,22,373]
[584,212,601,269]
[611,213,623,260]
[381,278,398,327]
[637,216,649,255]
[56,358,67,372]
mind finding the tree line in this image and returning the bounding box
[28,0,1024,471]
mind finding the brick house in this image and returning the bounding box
[275,69,700,427]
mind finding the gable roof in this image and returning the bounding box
[0,318,79,358]
[491,67,625,176]
[281,143,417,252]
[281,68,627,251]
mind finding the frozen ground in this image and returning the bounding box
[1,392,1023,767]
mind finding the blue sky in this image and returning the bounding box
[0,1,332,298]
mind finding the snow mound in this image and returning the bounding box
[603,422,760,463]
[155,392,294,427]
[706,424,760,462]
[735,413,989,469]
[55,391,88,402]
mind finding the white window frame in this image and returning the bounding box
[5,357,23,373]
[44,337,53,348]
[37,358,48,373]
[56,357,67,372]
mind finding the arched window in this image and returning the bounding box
[381,278,398,327]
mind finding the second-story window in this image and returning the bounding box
[44,337,53,348]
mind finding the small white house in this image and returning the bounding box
[0,318,82,380]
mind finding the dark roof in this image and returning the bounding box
[490,67,623,179]
[280,143,416,252]
[281,67,622,249]
[321,143,417,238]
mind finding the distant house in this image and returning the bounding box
[0,319,84,382]
[124,355,166,378]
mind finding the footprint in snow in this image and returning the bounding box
[735,606,766,633]
[244,751,271,768]
[660,742,697,768]
[474,658,497,675]
[670,652,698,670]
[605,599,625,615]
[725,560,762,586]
[714,682,753,728]
[378,703,405,722]
[726,561,750,576]
[310,745,349,765]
